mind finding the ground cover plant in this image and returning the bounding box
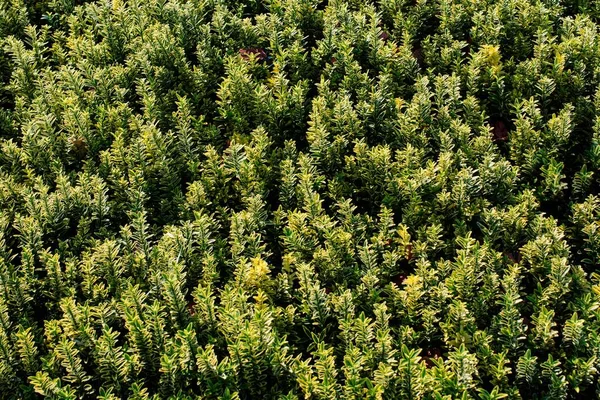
[1,0,600,398]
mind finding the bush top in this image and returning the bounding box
[1,0,600,399]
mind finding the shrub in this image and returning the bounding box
[1,0,600,399]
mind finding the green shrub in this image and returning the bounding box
[1,0,600,398]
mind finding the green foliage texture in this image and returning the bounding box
[2,0,600,398]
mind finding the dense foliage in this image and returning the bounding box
[1,0,600,398]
